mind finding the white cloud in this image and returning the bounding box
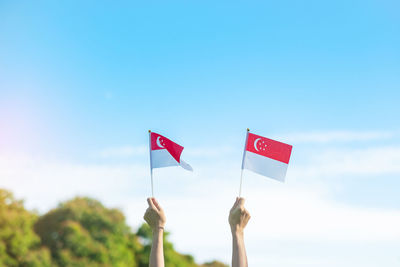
[245,185,400,241]
[1,142,400,267]
[278,130,396,144]
[183,146,235,157]
[0,152,149,212]
[96,145,147,158]
[294,146,400,177]
[123,176,400,265]
[95,145,235,159]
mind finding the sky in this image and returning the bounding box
[1,1,400,266]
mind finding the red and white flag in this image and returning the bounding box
[242,131,292,182]
[149,132,193,171]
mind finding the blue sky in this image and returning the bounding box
[1,1,400,266]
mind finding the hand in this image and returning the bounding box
[229,197,251,234]
[144,198,166,231]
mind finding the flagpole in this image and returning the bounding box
[239,169,244,197]
[239,128,250,197]
[148,130,154,197]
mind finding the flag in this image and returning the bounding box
[242,131,292,182]
[149,132,193,171]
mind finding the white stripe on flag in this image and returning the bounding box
[151,149,179,168]
[151,149,193,171]
[242,151,288,182]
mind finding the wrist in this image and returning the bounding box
[231,226,244,237]
[152,226,164,233]
[232,232,244,244]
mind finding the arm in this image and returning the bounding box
[229,197,251,267]
[144,198,166,267]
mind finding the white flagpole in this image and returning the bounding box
[239,128,250,197]
[148,130,154,197]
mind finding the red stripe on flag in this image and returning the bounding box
[246,132,292,164]
[151,132,184,163]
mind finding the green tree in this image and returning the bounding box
[0,189,227,267]
[34,197,140,267]
[0,189,52,267]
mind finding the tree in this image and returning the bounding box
[0,189,52,267]
[34,197,139,267]
[0,189,228,267]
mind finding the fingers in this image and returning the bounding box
[243,208,250,218]
[147,197,156,210]
[231,197,246,213]
[143,208,150,221]
[243,211,251,226]
[152,198,162,211]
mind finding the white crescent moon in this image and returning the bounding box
[254,138,261,151]
[156,136,164,148]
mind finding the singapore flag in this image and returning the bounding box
[149,132,193,171]
[242,131,292,182]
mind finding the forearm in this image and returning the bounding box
[232,231,248,267]
[149,228,164,267]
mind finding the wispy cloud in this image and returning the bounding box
[294,146,400,177]
[96,145,147,158]
[1,138,400,267]
[183,146,235,157]
[0,153,149,212]
[279,130,396,144]
[95,145,235,159]
[124,177,400,265]
[94,130,398,160]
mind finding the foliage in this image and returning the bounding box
[34,197,139,267]
[0,189,52,267]
[0,189,228,267]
